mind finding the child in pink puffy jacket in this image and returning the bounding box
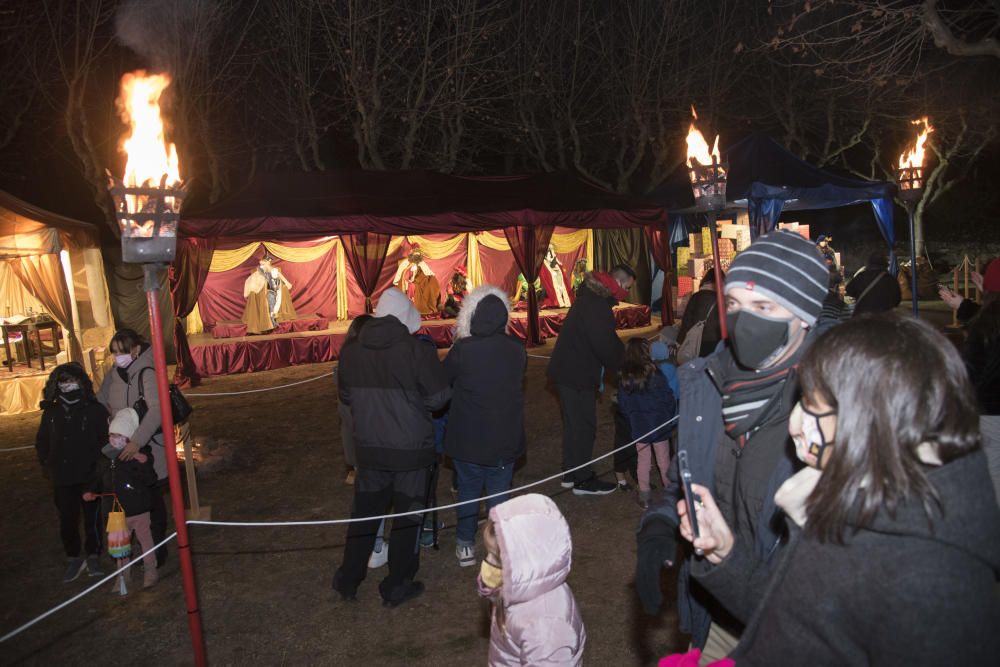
[477,494,585,666]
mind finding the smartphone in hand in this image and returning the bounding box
[678,450,704,556]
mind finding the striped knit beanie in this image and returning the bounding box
[724,231,829,326]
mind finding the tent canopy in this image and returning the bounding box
[651,133,897,271]
[180,170,664,240]
[0,190,100,259]
[654,133,896,213]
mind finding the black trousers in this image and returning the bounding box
[149,480,168,566]
[556,384,598,484]
[53,483,101,558]
[613,403,638,478]
[335,466,431,601]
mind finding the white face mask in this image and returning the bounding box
[58,382,79,393]
[109,434,129,450]
[114,353,133,368]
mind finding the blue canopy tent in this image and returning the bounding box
[652,133,899,273]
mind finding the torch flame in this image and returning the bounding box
[898,116,933,169]
[686,105,721,169]
[116,71,181,213]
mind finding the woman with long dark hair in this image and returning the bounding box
[97,328,169,567]
[678,314,1000,665]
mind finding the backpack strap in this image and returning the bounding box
[855,271,888,307]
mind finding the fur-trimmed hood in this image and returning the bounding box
[456,285,511,339]
[582,272,612,298]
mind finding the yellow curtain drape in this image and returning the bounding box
[586,229,595,270]
[335,240,348,320]
[466,234,482,289]
[8,253,83,362]
[186,303,204,335]
[404,234,467,259]
[209,243,261,272]
[263,238,339,263]
[549,228,590,254]
[476,231,510,251]
[0,260,46,317]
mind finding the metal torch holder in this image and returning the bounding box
[108,173,187,264]
[689,158,730,338]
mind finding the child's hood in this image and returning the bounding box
[489,494,572,604]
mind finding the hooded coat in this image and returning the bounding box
[546,273,625,390]
[444,286,526,466]
[730,450,1000,666]
[339,290,451,471]
[97,345,166,480]
[488,494,585,666]
[35,398,109,486]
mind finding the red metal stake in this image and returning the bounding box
[144,264,207,667]
[707,213,728,339]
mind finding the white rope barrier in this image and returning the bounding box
[526,353,551,359]
[0,445,34,452]
[0,411,679,644]
[185,371,335,397]
[187,416,678,528]
[0,533,178,643]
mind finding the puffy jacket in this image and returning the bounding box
[617,371,677,443]
[488,494,585,666]
[338,314,451,471]
[97,346,166,480]
[444,286,526,466]
[732,450,1000,665]
[547,274,624,390]
[35,399,109,486]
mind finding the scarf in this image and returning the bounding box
[718,349,801,448]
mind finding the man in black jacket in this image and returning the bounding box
[332,288,451,607]
[547,265,634,495]
[635,231,831,662]
[845,251,900,316]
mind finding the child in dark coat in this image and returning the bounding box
[36,362,109,582]
[84,407,159,589]
[618,338,677,509]
[444,285,526,567]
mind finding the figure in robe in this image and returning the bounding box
[242,256,296,334]
[571,259,588,293]
[538,245,574,309]
[393,245,441,315]
[512,273,544,309]
[443,266,468,318]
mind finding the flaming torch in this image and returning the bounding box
[896,117,934,316]
[685,106,729,337]
[106,71,205,667]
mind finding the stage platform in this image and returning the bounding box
[189,303,651,378]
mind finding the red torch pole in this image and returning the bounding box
[144,264,207,666]
[707,213,728,339]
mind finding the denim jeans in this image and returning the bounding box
[454,460,514,546]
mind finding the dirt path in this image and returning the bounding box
[0,330,683,666]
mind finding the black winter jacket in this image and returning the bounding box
[547,274,625,390]
[731,450,1000,666]
[36,399,109,486]
[338,314,451,471]
[444,289,526,466]
[957,298,1000,414]
[89,446,158,517]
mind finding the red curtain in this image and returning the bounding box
[343,232,392,313]
[644,222,674,325]
[503,222,554,346]
[170,238,217,387]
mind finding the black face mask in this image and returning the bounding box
[59,390,82,404]
[726,310,793,370]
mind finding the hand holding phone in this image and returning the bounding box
[678,450,703,556]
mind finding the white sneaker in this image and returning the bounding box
[368,542,388,569]
[456,544,476,567]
